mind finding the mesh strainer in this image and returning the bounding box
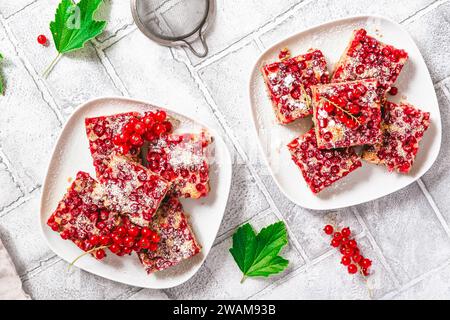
[130,0,214,57]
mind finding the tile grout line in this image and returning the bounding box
[192,0,312,71]
[0,15,65,126]
[213,207,275,245]
[170,45,311,264]
[91,40,130,96]
[249,248,337,299]
[3,0,40,20]
[381,257,450,299]
[96,25,138,51]
[353,211,402,288]
[417,179,450,238]
[400,0,449,24]
[0,149,26,196]
[20,255,61,282]
[249,231,370,299]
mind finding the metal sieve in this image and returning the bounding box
[130,0,214,57]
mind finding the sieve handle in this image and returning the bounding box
[182,28,209,58]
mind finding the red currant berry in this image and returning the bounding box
[88,235,99,246]
[94,249,106,260]
[148,242,158,251]
[128,227,140,237]
[153,123,167,136]
[37,34,47,45]
[348,264,358,274]
[154,110,167,122]
[388,86,398,96]
[346,118,357,129]
[117,144,131,155]
[343,247,354,257]
[352,254,362,263]
[347,239,357,248]
[360,258,372,269]
[60,230,70,240]
[123,247,132,255]
[138,237,150,249]
[141,227,152,238]
[130,134,144,147]
[333,232,342,240]
[323,102,335,114]
[100,235,111,246]
[355,65,365,75]
[109,244,120,253]
[362,268,370,276]
[150,233,160,243]
[116,226,127,236]
[144,131,156,141]
[163,121,173,133]
[348,104,360,115]
[331,238,341,247]
[142,115,154,129]
[112,234,123,245]
[123,121,136,134]
[323,225,334,235]
[123,236,135,248]
[341,227,351,238]
[341,256,351,266]
[133,121,146,135]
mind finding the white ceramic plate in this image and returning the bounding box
[249,15,441,210]
[40,97,232,289]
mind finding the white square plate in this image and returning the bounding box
[39,97,232,289]
[249,16,441,210]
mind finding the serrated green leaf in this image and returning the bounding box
[229,223,257,274]
[50,0,106,54]
[229,221,289,281]
[246,256,289,277]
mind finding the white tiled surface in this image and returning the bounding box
[0,0,449,300]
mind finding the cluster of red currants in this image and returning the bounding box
[87,219,160,260]
[112,110,173,154]
[323,225,372,276]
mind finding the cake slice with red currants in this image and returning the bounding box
[332,28,408,97]
[311,79,382,149]
[146,131,212,199]
[287,129,362,194]
[261,48,330,124]
[46,172,120,254]
[137,197,201,273]
[97,154,171,227]
[47,171,162,260]
[362,101,430,173]
[85,112,143,178]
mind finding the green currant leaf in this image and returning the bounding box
[50,0,107,54]
[229,221,289,282]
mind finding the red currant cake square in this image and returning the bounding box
[362,101,430,173]
[146,131,212,199]
[46,171,121,252]
[261,49,330,124]
[288,129,362,194]
[332,29,408,96]
[85,112,142,178]
[312,79,382,149]
[98,154,171,227]
[138,197,201,273]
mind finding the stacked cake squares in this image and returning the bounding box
[261,28,430,194]
[48,110,211,274]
